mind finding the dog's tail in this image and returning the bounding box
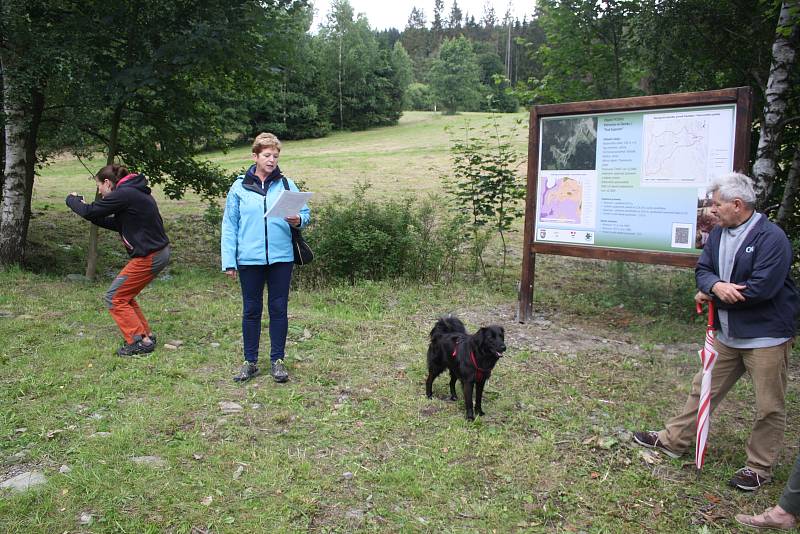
[430,315,467,339]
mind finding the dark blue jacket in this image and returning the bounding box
[695,214,799,338]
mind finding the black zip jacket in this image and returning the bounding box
[65,174,169,258]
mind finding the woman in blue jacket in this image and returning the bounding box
[221,133,310,383]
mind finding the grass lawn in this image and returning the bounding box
[2,111,799,532]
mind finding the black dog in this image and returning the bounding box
[425,316,506,420]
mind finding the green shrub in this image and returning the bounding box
[443,116,526,283]
[405,83,435,111]
[202,201,223,252]
[298,182,466,285]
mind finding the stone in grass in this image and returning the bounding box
[345,508,365,521]
[1,471,47,492]
[7,449,29,463]
[597,436,619,450]
[131,456,167,468]
[233,465,244,480]
[164,340,184,350]
[639,449,662,465]
[219,401,243,414]
[59,465,72,474]
[79,512,93,525]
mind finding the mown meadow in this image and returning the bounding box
[1,111,799,533]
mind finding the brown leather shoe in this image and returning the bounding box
[730,467,771,491]
[735,507,797,530]
[632,431,682,459]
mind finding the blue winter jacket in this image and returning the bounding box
[221,165,311,269]
[695,214,799,338]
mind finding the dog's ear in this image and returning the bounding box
[474,327,488,343]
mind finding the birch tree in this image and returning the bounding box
[0,70,31,266]
[752,0,800,206]
[0,0,52,266]
[776,144,800,226]
[318,0,402,130]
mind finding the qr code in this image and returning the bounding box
[671,223,692,249]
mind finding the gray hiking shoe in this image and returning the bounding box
[233,361,260,383]
[117,340,155,357]
[270,359,289,383]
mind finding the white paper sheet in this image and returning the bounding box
[264,190,313,218]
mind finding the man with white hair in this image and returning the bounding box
[634,172,799,491]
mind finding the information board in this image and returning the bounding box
[518,88,753,322]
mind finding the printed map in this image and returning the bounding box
[642,116,708,183]
[539,176,582,224]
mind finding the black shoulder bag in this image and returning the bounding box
[281,177,313,265]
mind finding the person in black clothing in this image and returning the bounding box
[66,164,170,356]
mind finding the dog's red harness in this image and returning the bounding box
[451,342,488,382]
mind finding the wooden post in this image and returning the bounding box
[517,107,540,322]
[734,86,754,173]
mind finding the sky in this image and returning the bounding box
[310,0,536,31]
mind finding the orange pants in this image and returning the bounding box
[104,247,170,344]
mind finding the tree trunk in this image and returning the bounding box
[0,102,27,265]
[752,0,800,206]
[776,143,800,227]
[85,101,123,279]
[85,210,100,279]
[338,34,344,130]
[23,89,44,242]
[0,64,38,266]
[505,19,512,79]
[0,67,5,199]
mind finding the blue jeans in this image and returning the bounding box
[238,262,293,363]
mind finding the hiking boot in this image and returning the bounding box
[148,333,157,346]
[233,362,259,383]
[117,340,155,357]
[270,359,289,383]
[632,431,682,459]
[730,467,770,491]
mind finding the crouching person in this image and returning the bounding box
[66,164,170,356]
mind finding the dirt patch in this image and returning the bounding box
[453,303,695,361]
